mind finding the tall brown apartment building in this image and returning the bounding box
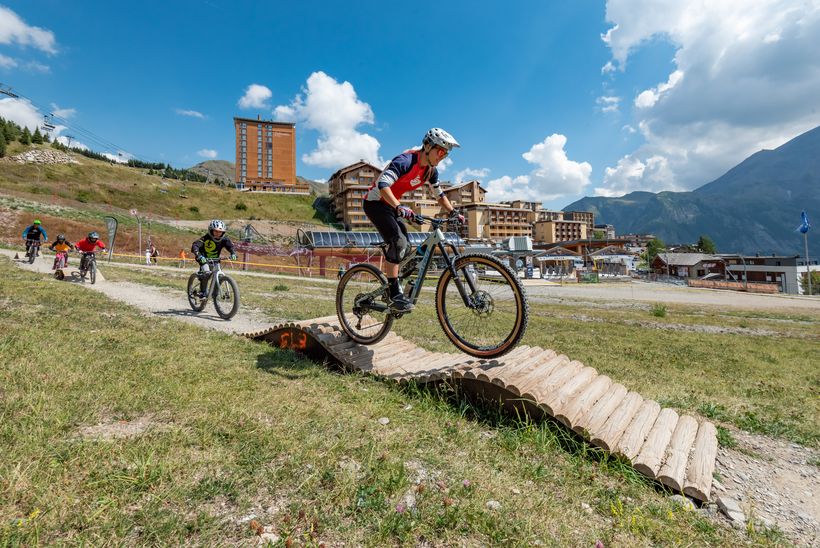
[233,116,309,193]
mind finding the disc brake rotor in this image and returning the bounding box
[470,290,494,318]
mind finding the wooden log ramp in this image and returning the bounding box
[245,316,718,503]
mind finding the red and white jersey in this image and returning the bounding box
[365,150,442,202]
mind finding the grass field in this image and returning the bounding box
[1,257,781,545]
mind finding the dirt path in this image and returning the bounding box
[4,248,818,543]
[1,248,276,335]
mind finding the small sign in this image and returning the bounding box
[130,209,138,216]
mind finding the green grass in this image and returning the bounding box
[0,257,758,546]
[0,144,326,223]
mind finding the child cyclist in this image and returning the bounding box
[190,220,237,298]
[363,128,464,313]
[49,234,75,269]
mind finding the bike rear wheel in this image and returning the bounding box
[187,273,207,312]
[336,263,394,345]
[213,275,240,319]
[435,253,528,358]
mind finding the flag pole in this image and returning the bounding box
[806,230,813,296]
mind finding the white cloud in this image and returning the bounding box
[238,84,272,109]
[50,103,75,119]
[197,149,218,159]
[24,61,49,73]
[437,157,453,173]
[0,6,57,53]
[454,167,490,185]
[102,151,133,164]
[0,97,42,131]
[634,70,683,109]
[486,134,592,202]
[56,136,87,150]
[597,95,621,113]
[0,53,17,68]
[596,0,820,195]
[176,108,205,119]
[273,71,381,169]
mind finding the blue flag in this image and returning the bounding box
[798,211,810,234]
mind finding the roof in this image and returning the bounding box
[297,230,464,249]
[233,116,295,127]
[589,245,634,257]
[656,253,717,266]
[329,160,383,180]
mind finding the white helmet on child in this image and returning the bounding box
[208,219,226,240]
[423,128,460,151]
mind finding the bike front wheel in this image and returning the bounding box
[89,261,97,284]
[436,253,528,358]
[336,263,394,345]
[187,273,207,312]
[28,248,36,264]
[213,275,240,319]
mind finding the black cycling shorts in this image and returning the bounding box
[363,199,408,264]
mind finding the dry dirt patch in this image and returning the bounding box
[74,414,170,441]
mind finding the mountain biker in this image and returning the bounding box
[191,219,237,298]
[363,128,465,313]
[22,219,48,256]
[75,232,106,272]
[49,234,75,268]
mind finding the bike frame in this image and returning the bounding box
[357,216,479,314]
[26,239,41,254]
[203,259,226,298]
[80,251,96,271]
[53,251,68,269]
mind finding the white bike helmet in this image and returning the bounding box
[423,128,460,151]
[208,219,226,240]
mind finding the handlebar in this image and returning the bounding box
[411,213,462,228]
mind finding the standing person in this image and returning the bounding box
[337,264,346,280]
[150,243,159,264]
[190,220,237,298]
[22,219,48,256]
[363,128,464,313]
[178,249,187,268]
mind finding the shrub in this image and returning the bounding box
[650,303,667,317]
[235,202,248,211]
[273,284,288,291]
[189,206,199,213]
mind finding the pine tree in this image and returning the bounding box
[697,235,717,254]
[21,127,32,145]
[32,127,44,144]
[0,130,6,158]
[43,132,50,143]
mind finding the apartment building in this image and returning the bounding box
[441,180,486,207]
[327,160,381,229]
[563,211,595,235]
[462,204,534,239]
[532,219,588,244]
[233,116,308,193]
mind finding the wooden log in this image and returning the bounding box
[633,408,679,479]
[540,366,598,417]
[683,421,718,502]
[506,355,570,397]
[520,359,582,404]
[470,346,537,381]
[557,375,613,429]
[658,415,700,492]
[490,349,557,387]
[476,347,543,382]
[614,400,662,461]
[573,382,628,436]
[589,392,644,451]
[374,347,429,373]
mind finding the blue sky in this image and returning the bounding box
[1,1,819,209]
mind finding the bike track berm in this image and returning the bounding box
[246,315,719,504]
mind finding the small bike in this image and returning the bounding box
[187,258,240,320]
[25,239,41,264]
[336,214,529,359]
[79,251,98,284]
[53,250,69,280]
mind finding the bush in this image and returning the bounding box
[650,303,667,317]
[273,284,288,291]
[189,206,199,213]
[235,202,248,211]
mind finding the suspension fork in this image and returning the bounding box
[437,243,479,307]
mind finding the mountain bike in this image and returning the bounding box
[79,251,98,284]
[25,239,41,264]
[187,258,240,320]
[336,214,529,358]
